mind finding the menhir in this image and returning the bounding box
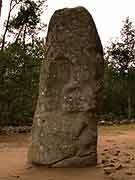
[28,6,104,167]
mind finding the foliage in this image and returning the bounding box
[0,40,45,126]
[103,17,135,120]
[0,0,46,126]
[1,0,47,50]
[1,5,135,126]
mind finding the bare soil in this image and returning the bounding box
[0,124,135,180]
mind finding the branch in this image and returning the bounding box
[10,0,22,12]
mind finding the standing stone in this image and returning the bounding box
[28,6,104,167]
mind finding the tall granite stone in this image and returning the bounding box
[28,6,104,167]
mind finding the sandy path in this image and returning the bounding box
[0,124,135,180]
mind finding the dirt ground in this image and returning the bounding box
[0,124,135,180]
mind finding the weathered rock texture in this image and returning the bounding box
[28,6,104,167]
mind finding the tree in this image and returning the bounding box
[1,0,22,50]
[1,0,47,50]
[0,38,45,126]
[8,0,46,46]
[0,0,47,126]
[0,0,2,16]
[105,17,135,120]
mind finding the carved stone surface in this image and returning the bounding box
[28,6,104,167]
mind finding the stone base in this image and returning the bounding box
[28,145,97,167]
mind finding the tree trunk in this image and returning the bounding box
[23,25,27,50]
[0,0,2,16]
[15,25,24,43]
[1,0,13,51]
[128,92,132,120]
